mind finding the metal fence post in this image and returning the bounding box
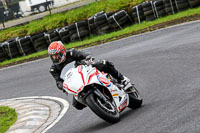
[2,20,5,28]
[46,0,52,14]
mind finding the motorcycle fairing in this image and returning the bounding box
[63,65,130,112]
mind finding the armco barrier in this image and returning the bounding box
[0,0,199,63]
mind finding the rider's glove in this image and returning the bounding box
[56,81,63,90]
[56,81,68,96]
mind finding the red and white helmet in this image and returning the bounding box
[48,41,66,65]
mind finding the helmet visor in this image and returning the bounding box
[50,53,63,65]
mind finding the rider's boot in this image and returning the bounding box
[119,76,133,92]
[111,69,133,92]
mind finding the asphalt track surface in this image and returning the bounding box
[1,20,200,133]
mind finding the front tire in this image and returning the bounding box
[86,93,120,123]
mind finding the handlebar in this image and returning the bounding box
[75,57,95,67]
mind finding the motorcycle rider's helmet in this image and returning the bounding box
[48,41,66,65]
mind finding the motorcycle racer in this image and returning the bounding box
[48,41,132,109]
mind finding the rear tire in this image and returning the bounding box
[128,86,143,109]
[86,93,120,123]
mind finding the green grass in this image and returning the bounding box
[1,7,200,67]
[0,0,146,42]
[59,7,200,49]
[0,50,48,66]
[0,106,17,133]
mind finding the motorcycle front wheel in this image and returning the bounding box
[86,93,120,123]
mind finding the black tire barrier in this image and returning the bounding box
[59,26,70,44]
[88,15,99,35]
[175,0,190,11]
[108,10,133,31]
[142,1,157,21]
[0,43,9,62]
[17,36,37,56]
[88,11,105,35]
[30,32,45,41]
[45,28,61,44]
[163,0,178,15]
[2,38,22,59]
[131,4,146,24]
[31,32,49,51]
[153,0,167,18]
[69,20,90,42]
[1,0,200,63]
[94,12,114,34]
[188,0,200,7]
[70,30,90,40]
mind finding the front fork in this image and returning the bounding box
[94,88,107,101]
[81,86,111,104]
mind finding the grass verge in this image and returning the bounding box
[0,7,200,68]
[0,106,17,133]
[0,0,145,42]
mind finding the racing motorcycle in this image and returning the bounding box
[62,62,142,123]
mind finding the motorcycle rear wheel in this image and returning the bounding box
[128,86,143,109]
[86,93,120,123]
